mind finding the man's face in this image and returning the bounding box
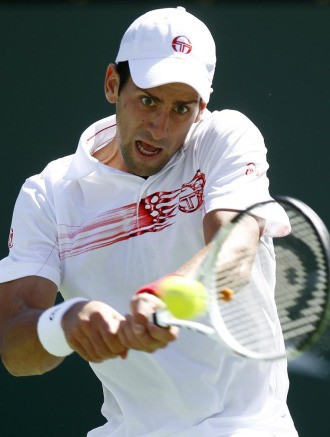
[105,66,206,177]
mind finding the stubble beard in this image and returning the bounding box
[120,142,169,178]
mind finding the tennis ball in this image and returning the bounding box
[158,275,207,320]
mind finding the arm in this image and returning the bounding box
[129,209,261,334]
[203,209,240,244]
[0,276,131,373]
[176,208,261,276]
[0,275,176,375]
[0,276,130,375]
[0,276,61,376]
[203,209,262,289]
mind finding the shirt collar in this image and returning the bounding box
[64,109,210,180]
[63,115,116,180]
[182,108,210,151]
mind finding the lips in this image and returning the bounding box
[136,140,161,156]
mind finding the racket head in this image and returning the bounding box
[193,197,330,361]
[273,196,330,359]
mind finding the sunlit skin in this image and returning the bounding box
[95,64,206,177]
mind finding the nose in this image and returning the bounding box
[147,109,170,141]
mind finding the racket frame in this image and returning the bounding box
[154,196,330,361]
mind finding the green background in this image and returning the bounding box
[1,1,329,436]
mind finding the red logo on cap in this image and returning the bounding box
[172,36,192,54]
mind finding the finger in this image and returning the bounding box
[119,315,166,353]
[147,321,179,344]
[130,293,165,336]
[131,292,165,320]
[68,311,126,361]
[68,332,113,363]
[88,311,127,358]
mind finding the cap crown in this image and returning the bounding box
[117,8,215,74]
[116,7,216,102]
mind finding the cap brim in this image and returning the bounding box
[129,57,211,103]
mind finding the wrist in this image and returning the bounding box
[135,273,181,298]
[37,297,88,357]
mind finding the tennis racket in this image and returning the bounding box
[152,196,330,361]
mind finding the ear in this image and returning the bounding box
[194,101,207,123]
[104,64,120,103]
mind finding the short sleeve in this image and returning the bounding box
[192,110,290,236]
[0,173,61,286]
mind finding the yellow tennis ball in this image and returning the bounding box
[158,275,207,320]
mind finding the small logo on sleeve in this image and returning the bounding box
[8,228,14,249]
[245,162,259,176]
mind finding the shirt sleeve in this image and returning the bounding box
[0,172,61,286]
[194,110,290,236]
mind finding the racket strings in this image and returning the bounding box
[208,202,329,357]
[216,286,278,352]
[213,247,255,296]
[191,199,330,360]
[204,216,278,354]
[208,258,277,353]
[274,204,329,352]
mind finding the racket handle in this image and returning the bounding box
[152,310,171,328]
[152,310,219,341]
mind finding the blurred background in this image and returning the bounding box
[1,0,329,436]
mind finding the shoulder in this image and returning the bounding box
[185,109,265,158]
[196,109,263,139]
[25,154,74,195]
[40,154,74,181]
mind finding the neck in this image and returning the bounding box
[92,140,129,172]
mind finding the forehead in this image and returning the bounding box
[128,77,201,102]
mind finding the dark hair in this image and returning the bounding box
[116,61,131,95]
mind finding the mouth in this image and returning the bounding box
[136,140,161,156]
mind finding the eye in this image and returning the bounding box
[174,104,189,115]
[140,96,156,107]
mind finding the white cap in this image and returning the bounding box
[115,7,216,103]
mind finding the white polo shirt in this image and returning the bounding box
[0,109,298,436]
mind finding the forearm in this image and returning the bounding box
[1,308,64,377]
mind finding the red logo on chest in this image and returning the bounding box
[59,171,205,259]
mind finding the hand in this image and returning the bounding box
[61,300,128,363]
[118,293,179,353]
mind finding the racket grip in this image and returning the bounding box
[151,310,171,328]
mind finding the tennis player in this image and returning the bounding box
[0,7,298,437]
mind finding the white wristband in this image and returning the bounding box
[37,297,88,357]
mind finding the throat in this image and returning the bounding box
[92,142,123,168]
